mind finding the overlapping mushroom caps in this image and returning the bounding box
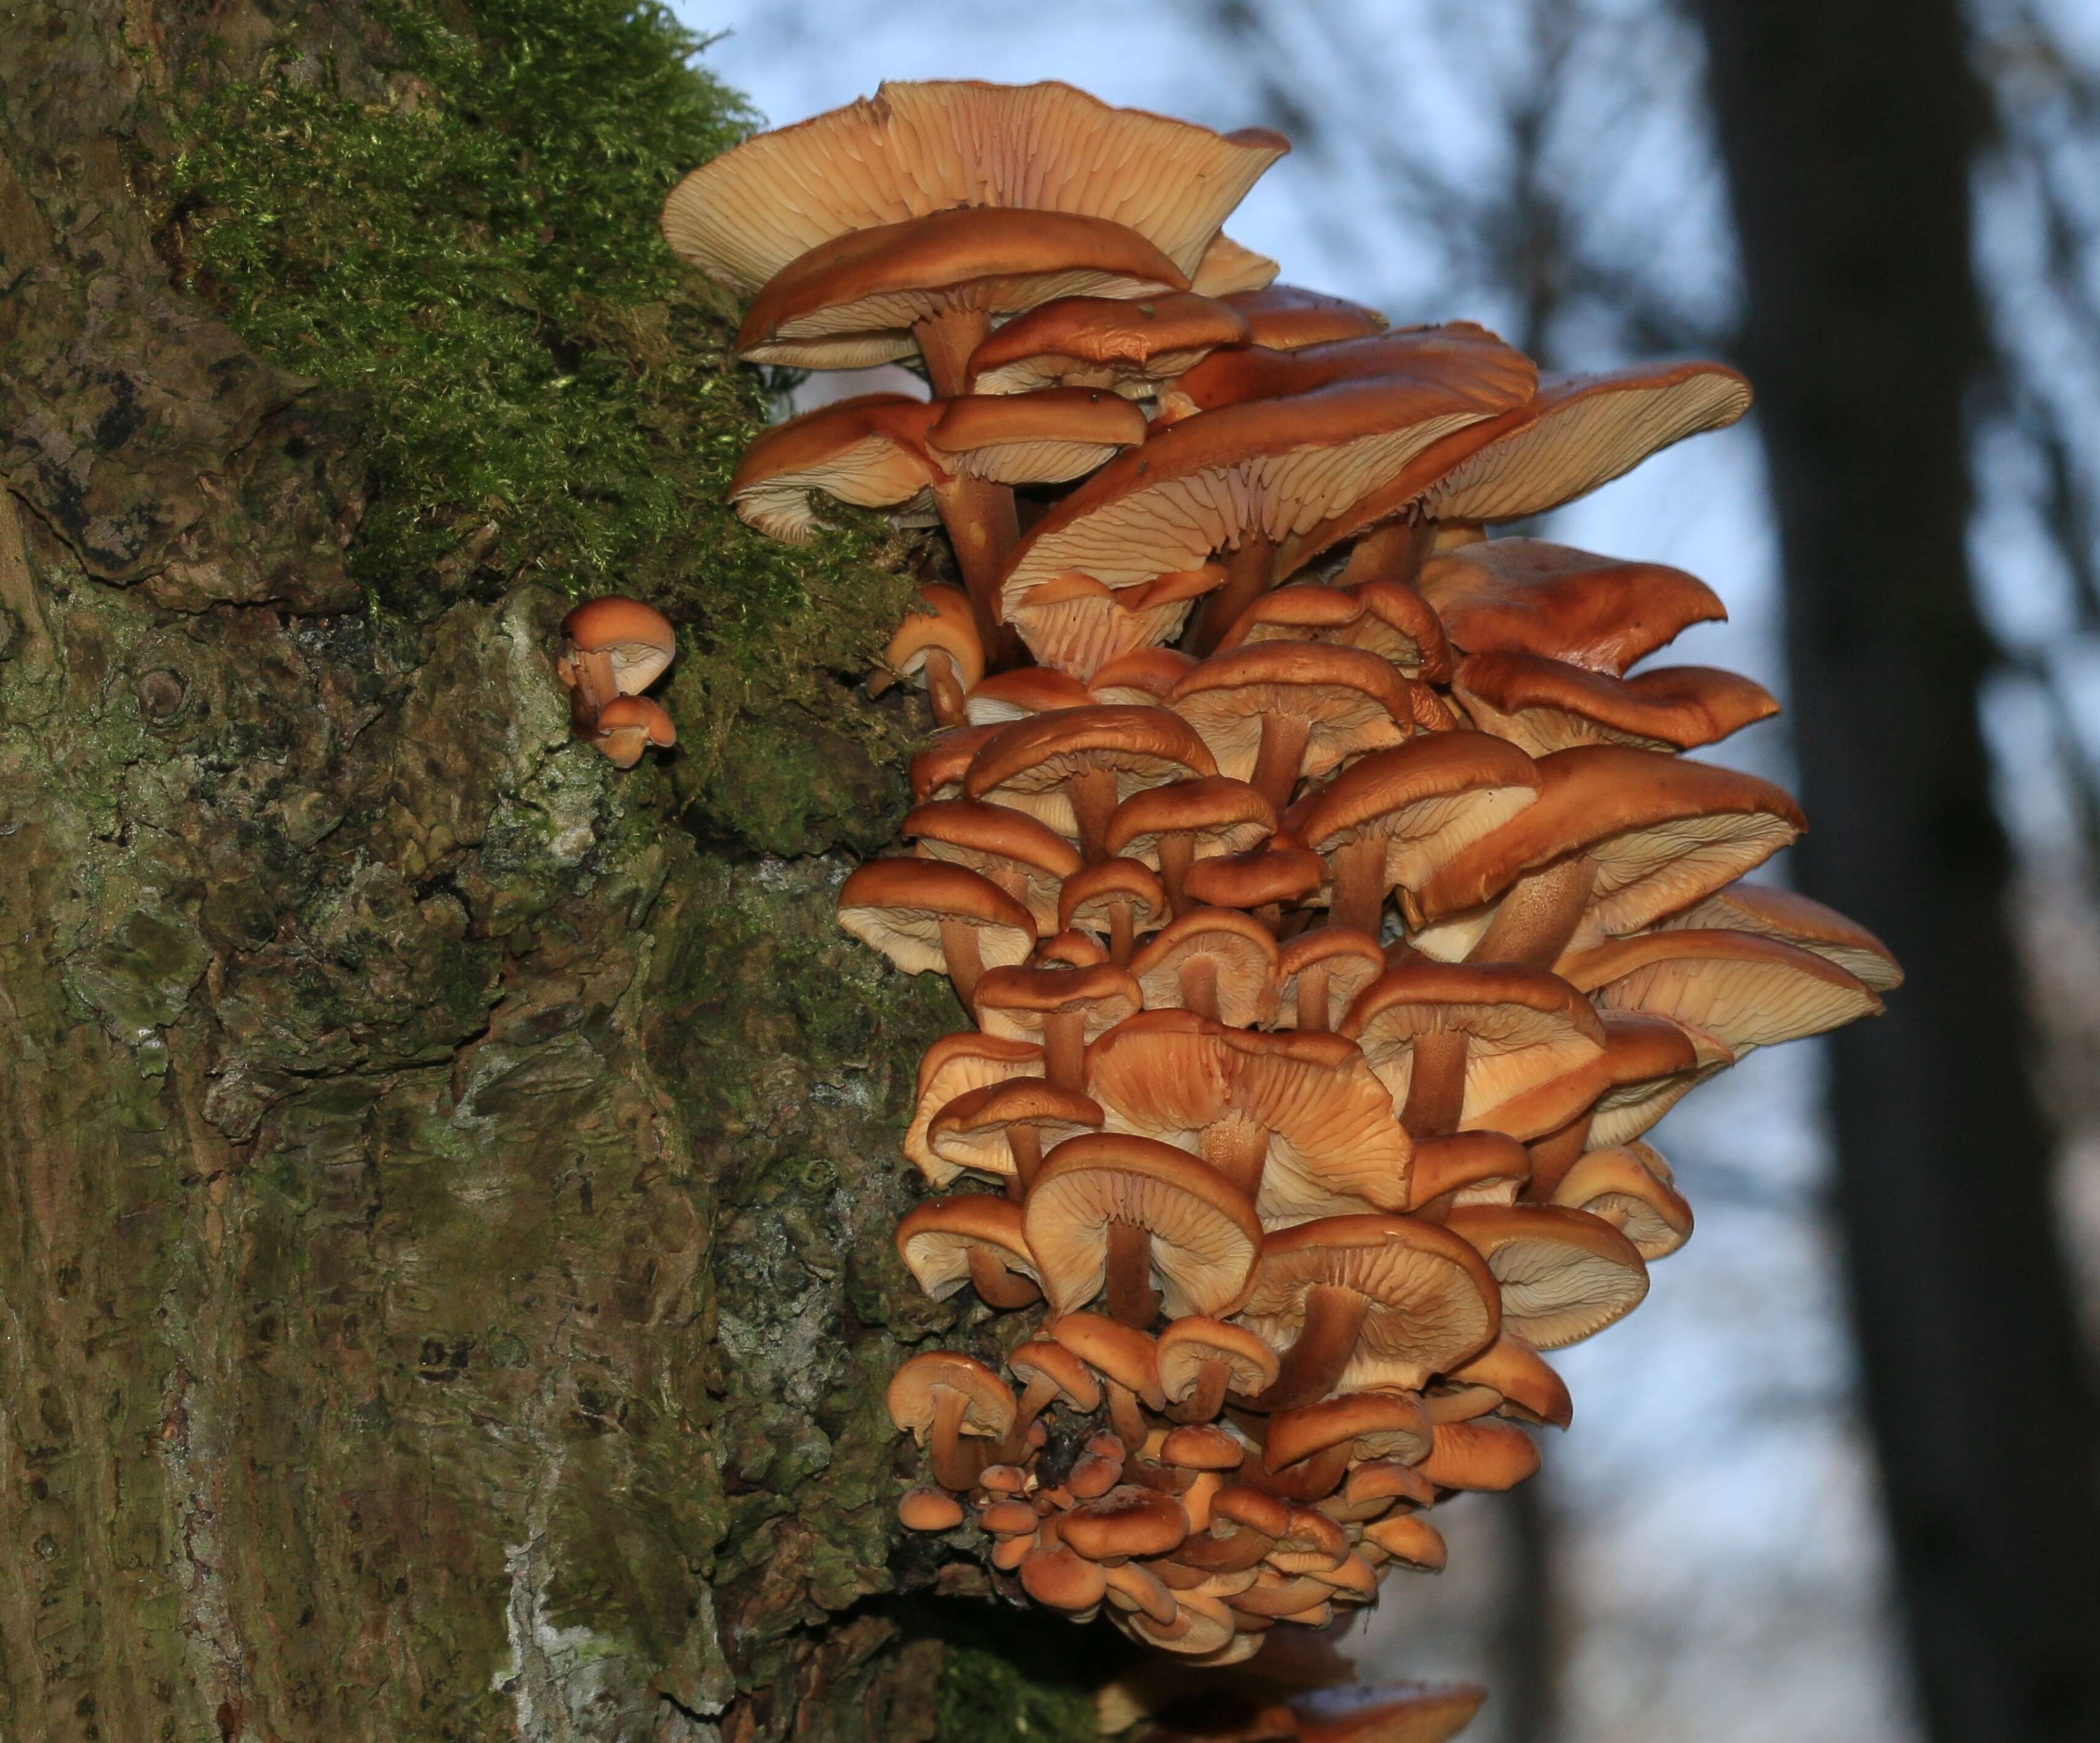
[664,75,1896,1696]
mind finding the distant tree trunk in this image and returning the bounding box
[1689,6,2100,1739]
[0,4,958,1739]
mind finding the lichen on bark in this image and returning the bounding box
[0,1,1054,1737]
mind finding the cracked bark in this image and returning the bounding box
[0,4,958,1739]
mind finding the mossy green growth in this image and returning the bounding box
[931,1610,1104,1743]
[166,0,918,793]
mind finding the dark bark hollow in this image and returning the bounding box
[0,5,966,1739]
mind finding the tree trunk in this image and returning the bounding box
[1690,6,2100,1739]
[0,3,982,1738]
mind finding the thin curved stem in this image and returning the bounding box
[940,917,986,1004]
[1469,855,1597,966]
[1188,534,1277,655]
[1249,1284,1372,1412]
[1249,712,1314,812]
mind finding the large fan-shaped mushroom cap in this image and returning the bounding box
[1412,745,1806,945]
[1659,882,1902,990]
[1444,1203,1649,1349]
[1452,652,1780,755]
[1557,928,1883,1055]
[663,80,1288,293]
[1418,537,1726,675]
[997,349,1538,618]
[1412,360,1751,524]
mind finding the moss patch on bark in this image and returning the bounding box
[164,0,920,821]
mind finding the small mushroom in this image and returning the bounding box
[886,1351,1018,1491]
[1024,1134,1263,1328]
[587,696,676,769]
[1239,1213,1501,1410]
[558,596,676,722]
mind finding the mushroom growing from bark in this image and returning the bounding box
[748,75,1907,1677]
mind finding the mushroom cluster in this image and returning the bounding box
[554,595,678,767]
[661,80,1900,1673]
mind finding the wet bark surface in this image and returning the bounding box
[0,3,972,1737]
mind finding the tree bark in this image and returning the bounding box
[1690,6,2100,1739]
[0,4,973,1739]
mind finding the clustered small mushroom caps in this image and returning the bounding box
[554,594,680,767]
[660,78,1901,1701]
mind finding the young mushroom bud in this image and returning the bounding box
[557,596,676,724]
[587,696,676,769]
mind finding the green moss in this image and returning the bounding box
[165,0,919,806]
[930,1609,1104,1743]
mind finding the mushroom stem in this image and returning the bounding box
[929,1386,987,1492]
[1067,767,1120,864]
[1327,835,1390,935]
[968,1245,1044,1311]
[1168,1357,1233,1424]
[1009,1127,1045,1196]
[1295,962,1333,1032]
[1468,854,1598,966]
[1248,713,1314,812]
[913,309,1022,656]
[1338,519,1433,588]
[569,648,621,720]
[913,309,991,399]
[1251,1283,1373,1412]
[1042,1010,1087,1090]
[1179,954,1220,1020]
[1189,534,1277,656]
[1002,1375,1064,1462]
[940,918,988,1004]
[1107,1380,1152,1453]
[923,648,967,726]
[1158,834,1197,915]
[1401,1028,1470,1138]
[1199,1117,1269,1200]
[1105,1220,1161,1329]
[1108,900,1136,968]
[1526,1113,1594,1199]
[931,474,1023,651]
